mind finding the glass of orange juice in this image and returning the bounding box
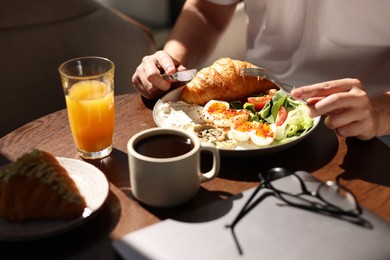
[59,57,115,159]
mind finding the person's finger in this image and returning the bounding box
[331,119,375,140]
[324,105,377,140]
[307,92,352,117]
[132,74,153,99]
[143,66,171,92]
[324,107,358,130]
[307,85,368,118]
[131,64,166,99]
[136,53,175,93]
[306,97,323,106]
[154,51,177,74]
[292,78,362,100]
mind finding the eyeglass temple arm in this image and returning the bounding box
[226,175,269,229]
[225,170,290,228]
[230,184,262,224]
[226,191,276,229]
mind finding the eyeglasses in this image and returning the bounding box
[225,167,364,255]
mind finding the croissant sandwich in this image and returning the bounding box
[180,58,277,105]
[0,149,87,223]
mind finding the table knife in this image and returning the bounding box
[162,69,197,82]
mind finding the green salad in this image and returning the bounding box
[231,89,314,143]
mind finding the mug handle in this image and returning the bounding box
[199,142,220,183]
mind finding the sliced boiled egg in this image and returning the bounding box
[230,121,256,142]
[250,123,276,146]
[214,110,249,128]
[203,100,230,123]
[203,100,250,128]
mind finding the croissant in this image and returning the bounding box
[179,58,277,105]
[0,149,87,223]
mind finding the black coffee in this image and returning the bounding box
[135,134,194,158]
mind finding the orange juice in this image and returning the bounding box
[65,80,114,152]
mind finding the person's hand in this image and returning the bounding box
[291,78,379,140]
[132,50,186,99]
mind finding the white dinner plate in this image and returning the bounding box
[0,157,109,241]
[153,87,320,156]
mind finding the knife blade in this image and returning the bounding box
[162,69,197,82]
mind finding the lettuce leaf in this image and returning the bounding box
[275,105,313,141]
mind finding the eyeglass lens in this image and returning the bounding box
[265,169,359,214]
[317,182,358,212]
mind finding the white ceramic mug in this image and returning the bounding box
[127,127,220,207]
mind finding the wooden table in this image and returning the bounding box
[1,93,389,259]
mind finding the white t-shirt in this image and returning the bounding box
[207,0,390,95]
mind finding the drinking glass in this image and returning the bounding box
[59,56,115,159]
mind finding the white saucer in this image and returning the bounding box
[0,157,109,241]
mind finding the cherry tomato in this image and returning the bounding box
[247,96,271,110]
[275,106,287,126]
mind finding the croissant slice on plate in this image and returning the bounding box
[179,57,277,105]
[0,149,87,223]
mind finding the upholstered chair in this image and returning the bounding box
[0,0,157,137]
